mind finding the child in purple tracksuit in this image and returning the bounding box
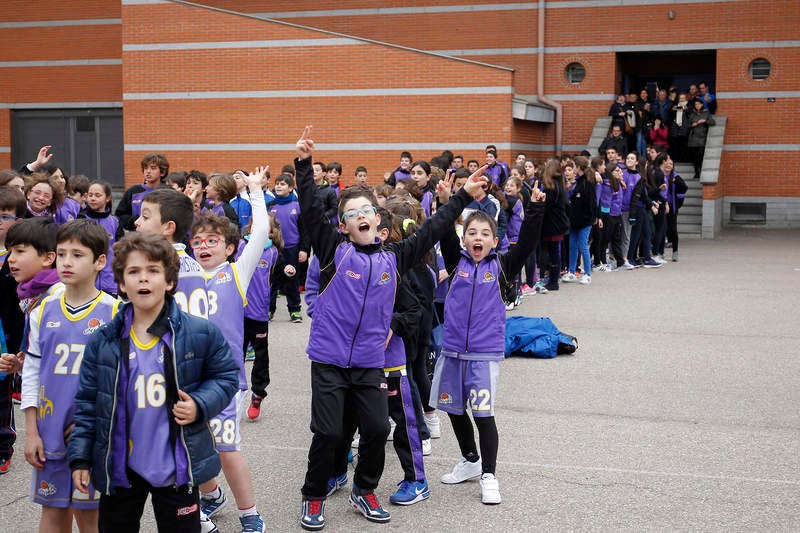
[294,126,489,530]
[236,214,295,421]
[268,173,307,323]
[599,164,626,269]
[431,185,545,505]
[79,180,122,295]
[328,208,431,506]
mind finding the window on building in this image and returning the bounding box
[748,58,771,81]
[564,62,586,84]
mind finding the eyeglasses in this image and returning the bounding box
[341,205,377,220]
[189,236,222,248]
[0,214,18,222]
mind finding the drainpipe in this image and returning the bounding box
[537,0,563,155]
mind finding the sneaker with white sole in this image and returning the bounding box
[299,499,325,531]
[505,302,515,311]
[240,513,266,533]
[441,457,482,484]
[561,272,577,282]
[621,261,636,270]
[200,511,218,533]
[389,479,430,505]
[579,274,591,285]
[200,488,227,518]
[421,438,431,456]
[480,473,502,504]
[349,485,391,523]
[423,412,441,439]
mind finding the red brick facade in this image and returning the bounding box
[1,0,798,224]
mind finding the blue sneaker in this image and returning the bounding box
[389,479,430,505]
[200,489,227,518]
[349,485,390,523]
[326,473,348,496]
[300,499,325,531]
[239,513,265,533]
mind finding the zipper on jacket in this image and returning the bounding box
[347,256,373,367]
[105,355,121,495]
[169,318,194,492]
[464,264,478,352]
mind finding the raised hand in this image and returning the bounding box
[246,165,269,191]
[30,145,54,172]
[530,180,546,203]
[462,164,489,196]
[296,125,315,160]
[436,169,456,203]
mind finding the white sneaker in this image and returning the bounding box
[200,511,218,533]
[592,263,608,272]
[561,272,577,282]
[621,261,635,270]
[480,473,502,504]
[579,275,591,285]
[422,438,432,456]
[441,457,482,484]
[387,418,396,441]
[505,302,515,311]
[423,412,441,439]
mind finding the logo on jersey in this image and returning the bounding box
[83,317,104,335]
[290,209,297,215]
[457,270,470,278]
[129,351,137,360]
[438,392,453,405]
[45,321,61,328]
[345,270,361,280]
[157,346,165,364]
[258,259,270,269]
[482,272,496,283]
[39,387,54,419]
[378,272,391,285]
[215,271,232,284]
[38,481,57,497]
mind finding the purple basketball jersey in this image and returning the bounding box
[125,330,176,487]
[205,262,247,389]
[35,292,119,459]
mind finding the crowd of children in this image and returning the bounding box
[0,131,686,532]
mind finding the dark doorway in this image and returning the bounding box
[617,50,716,99]
[11,108,124,186]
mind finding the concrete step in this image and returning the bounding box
[676,214,702,225]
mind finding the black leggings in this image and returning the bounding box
[448,413,499,474]
[666,209,679,253]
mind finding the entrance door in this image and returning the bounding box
[617,50,716,98]
[11,108,124,186]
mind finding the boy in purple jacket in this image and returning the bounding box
[267,174,307,323]
[431,181,546,505]
[294,126,488,530]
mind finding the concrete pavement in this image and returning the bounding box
[1,228,798,532]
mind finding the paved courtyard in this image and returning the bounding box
[1,228,798,532]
